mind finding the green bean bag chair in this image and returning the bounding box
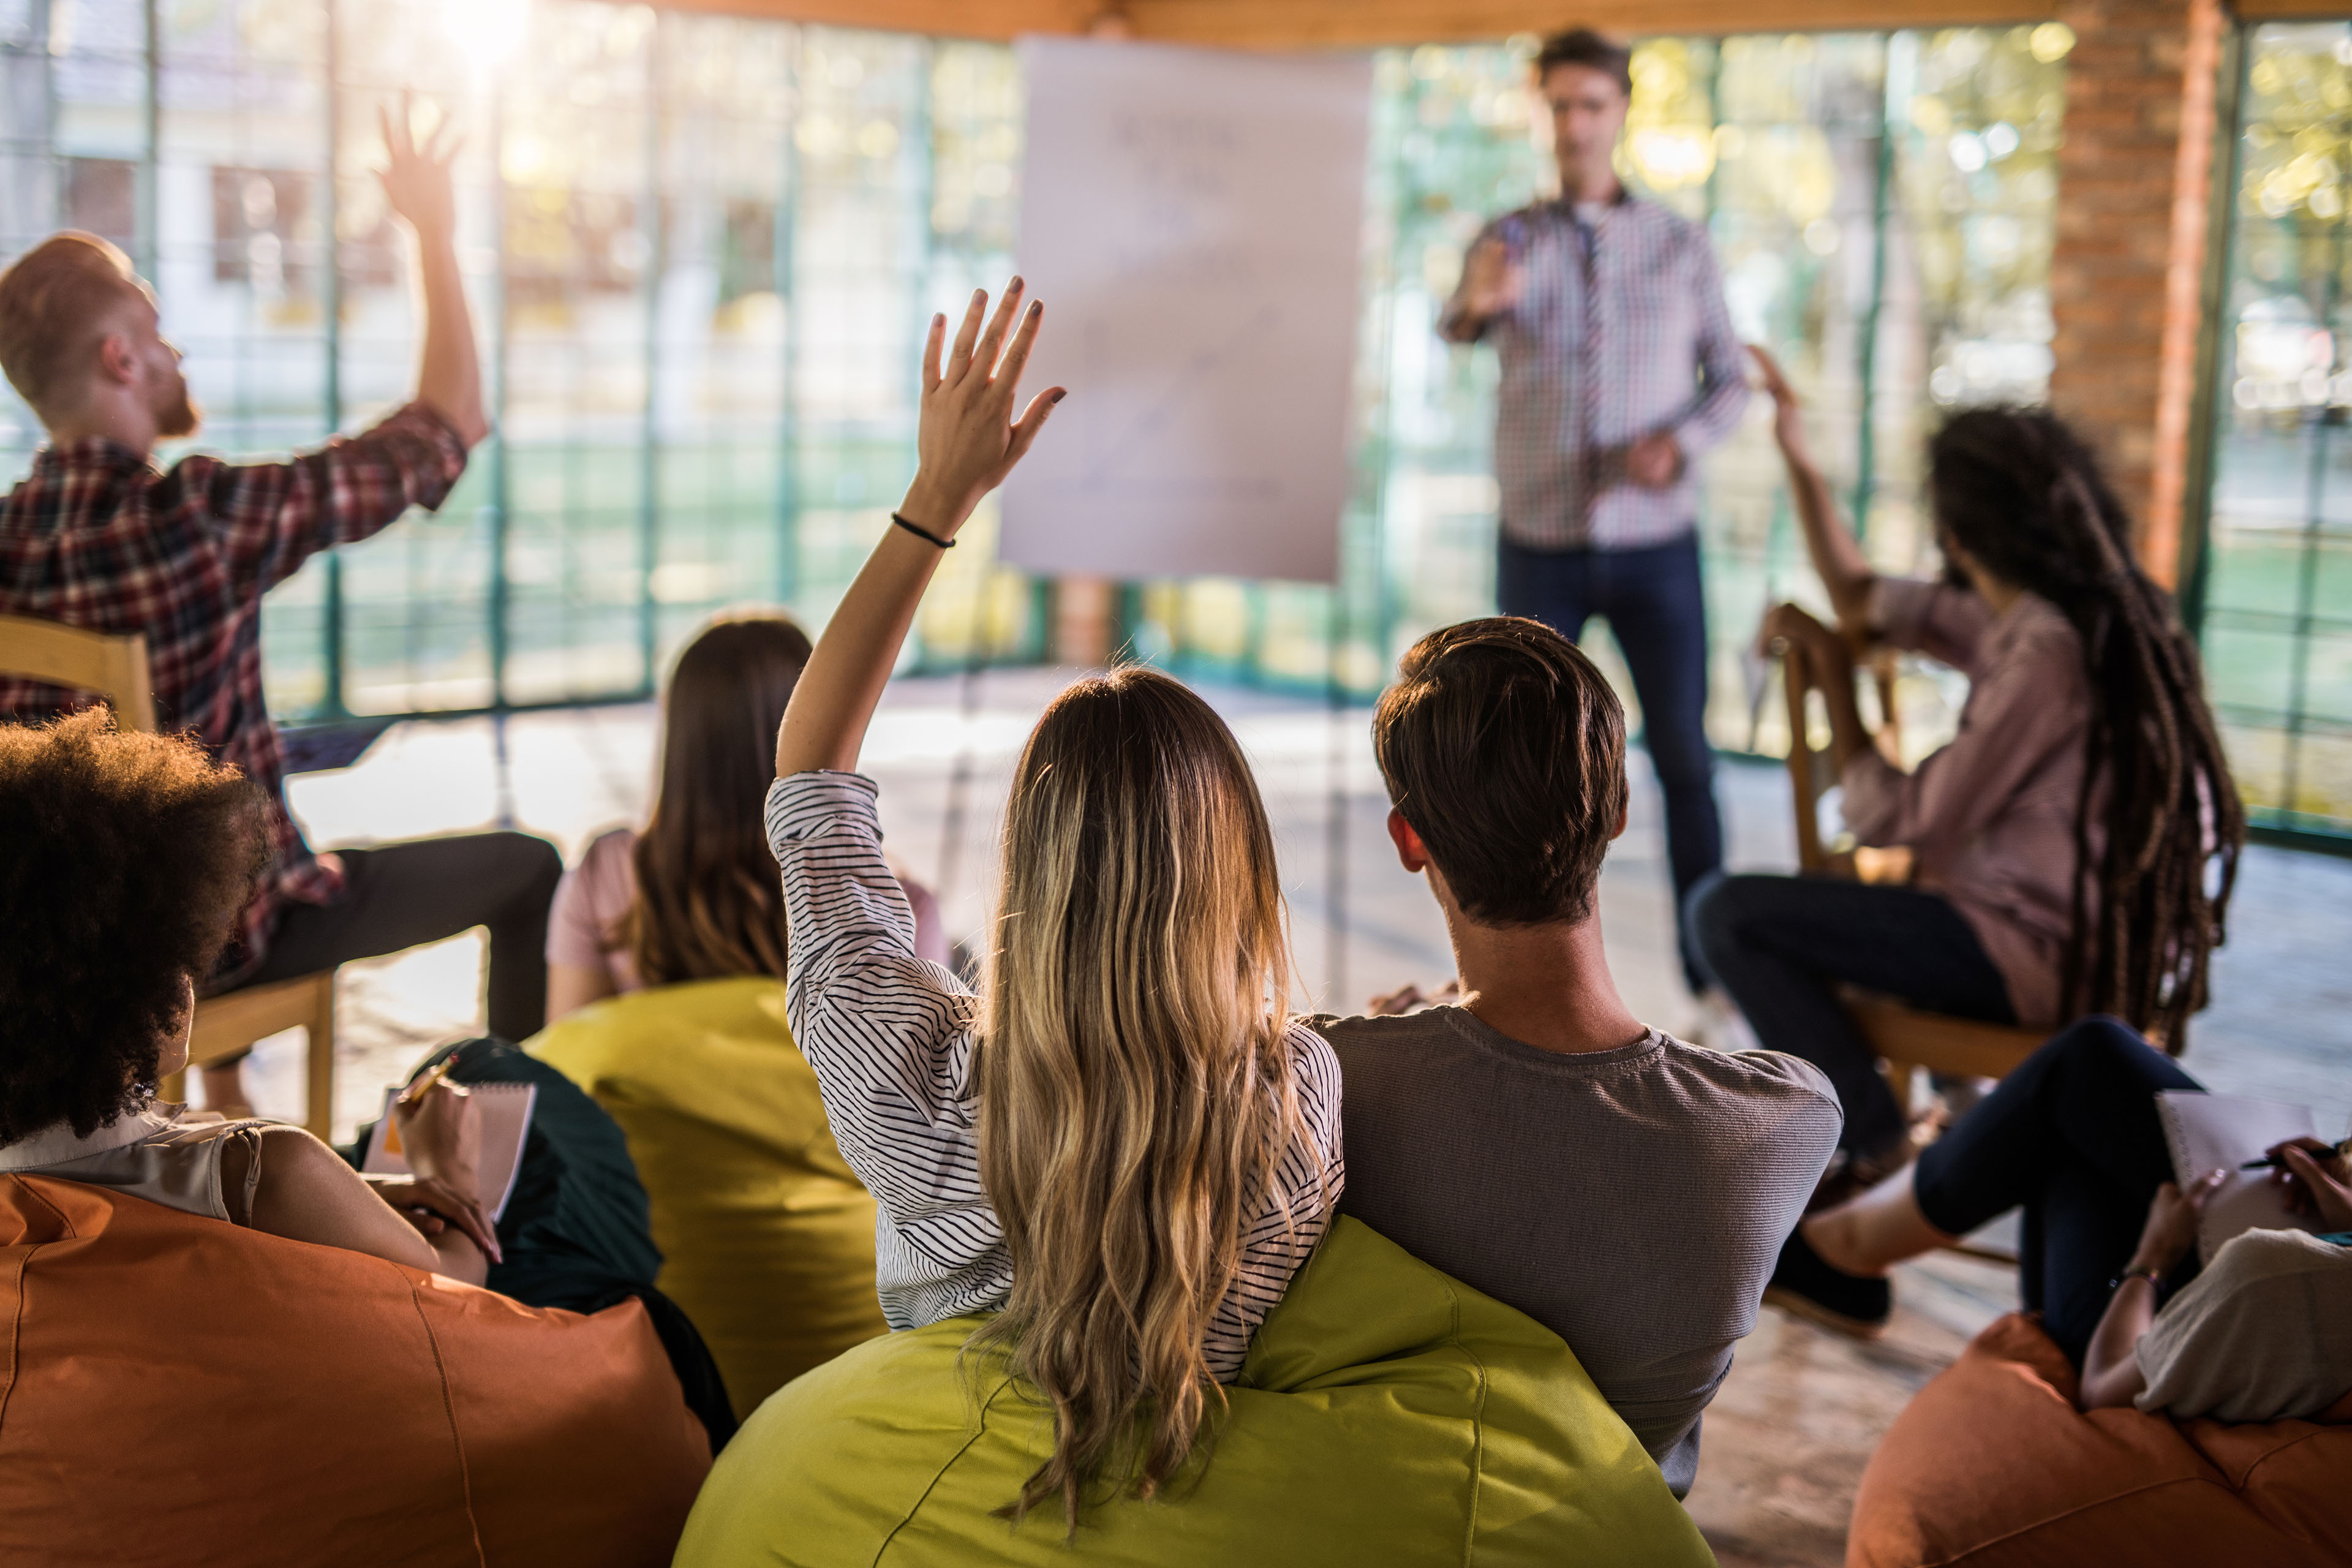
[674,1215,1715,1567]
[531,977,888,1420]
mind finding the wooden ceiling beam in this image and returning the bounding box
[657,0,2064,46]
[2233,0,2352,16]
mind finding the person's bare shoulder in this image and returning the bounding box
[220,1121,347,1224]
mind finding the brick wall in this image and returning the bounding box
[2046,0,2225,590]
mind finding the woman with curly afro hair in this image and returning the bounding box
[0,708,513,1275]
[1,710,739,1452]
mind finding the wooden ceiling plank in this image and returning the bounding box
[652,0,2060,46]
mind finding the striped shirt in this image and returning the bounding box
[765,770,1343,1381]
[1442,193,1748,551]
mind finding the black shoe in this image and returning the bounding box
[1763,1224,1891,1340]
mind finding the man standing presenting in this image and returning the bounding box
[1441,28,1747,995]
[0,100,560,1106]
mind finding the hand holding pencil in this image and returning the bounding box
[391,1058,483,1197]
[2250,1136,2352,1231]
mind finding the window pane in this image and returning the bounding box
[2204,22,2352,833]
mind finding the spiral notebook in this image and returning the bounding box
[358,1080,537,1223]
[2155,1090,2327,1265]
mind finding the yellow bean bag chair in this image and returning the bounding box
[531,977,888,1419]
[0,1172,709,1567]
[676,1215,1716,1567]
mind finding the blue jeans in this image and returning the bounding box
[1913,1018,2202,1365]
[1686,871,2017,1158]
[1498,533,1721,990]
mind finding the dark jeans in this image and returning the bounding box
[227,832,563,1041]
[1498,533,1721,992]
[1913,1017,2203,1365]
[345,1036,737,1449]
[1686,871,2016,1157]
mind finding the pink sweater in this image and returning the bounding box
[546,826,952,995]
[1841,579,2100,1029]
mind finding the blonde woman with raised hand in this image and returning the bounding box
[765,279,1343,1526]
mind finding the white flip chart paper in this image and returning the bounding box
[1002,36,1371,585]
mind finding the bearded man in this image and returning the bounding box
[0,100,559,1109]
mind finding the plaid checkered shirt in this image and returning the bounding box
[1443,192,1749,551]
[1,402,469,983]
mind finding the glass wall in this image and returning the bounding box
[1,0,1042,717]
[2205,23,2352,837]
[2,4,2062,747]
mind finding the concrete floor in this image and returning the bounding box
[249,666,2352,1567]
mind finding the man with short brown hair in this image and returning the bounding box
[1308,616,1839,1498]
[1,102,559,1106]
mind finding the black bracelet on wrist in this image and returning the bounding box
[2107,1265,2164,1295]
[891,512,956,549]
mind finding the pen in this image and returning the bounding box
[2239,1136,2351,1170]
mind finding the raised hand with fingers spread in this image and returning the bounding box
[374,89,486,446]
[377,89,462,241]
[899,279,1064,538]
[777,280,1063,780]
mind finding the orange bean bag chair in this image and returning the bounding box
[0,1172,712,1567]
[1849,1311,2352,1567]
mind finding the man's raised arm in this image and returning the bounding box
[194,94,480,597]
[380,92,486,448]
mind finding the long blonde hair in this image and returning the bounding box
[971,666,1314,1528]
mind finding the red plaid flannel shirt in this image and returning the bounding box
[1,401,469,984]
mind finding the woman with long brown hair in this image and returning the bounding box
[544,612,946,1022]
[1691,347,2241,1200]
[766,280,1341,1526]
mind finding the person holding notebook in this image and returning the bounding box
[0,709,734,1444]
[1770,1015,2352,1422]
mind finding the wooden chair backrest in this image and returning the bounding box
[0,612,157,732]
[1779,639,1837,876]
[1776,612,1902,880]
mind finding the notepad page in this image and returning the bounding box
[2155,1090,2323,1265]
[360,1080,538,1222]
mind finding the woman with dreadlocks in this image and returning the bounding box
[1688,347,2243,1199]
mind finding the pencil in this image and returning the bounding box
[398,1057,456,1106]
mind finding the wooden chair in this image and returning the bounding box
[0,613,339,1137]
[0,611,157,731]
[1774,615,2045,1113]
[1778,624,2043,1266]
[160,975,337,1137]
